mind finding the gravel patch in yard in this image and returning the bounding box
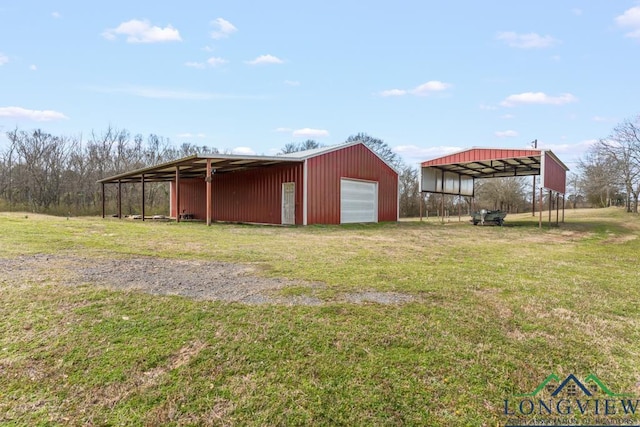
[344,291,416,304]
[78,257,326,304]
[0,254,414,306]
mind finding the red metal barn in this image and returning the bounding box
[99,141,399,225]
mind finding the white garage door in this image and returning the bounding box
[340,179,378,224]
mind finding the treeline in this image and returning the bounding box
[575,115,640,212]
[0,126,218,215]
[2,116,638,218]
[0,128,431,218]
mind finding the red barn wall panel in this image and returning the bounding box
[170,180,206,219]
[170,164,303,224]
[212,163,303,224]
[543,154,567,193]
[307,144,398,224]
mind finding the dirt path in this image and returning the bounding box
[0,254,415,306]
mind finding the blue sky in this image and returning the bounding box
[1,1,639,169]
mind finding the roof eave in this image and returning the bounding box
[97,153,303,184]
[97,154,200,183]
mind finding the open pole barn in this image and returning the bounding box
[98,141,399,226]
[419,147,569,228]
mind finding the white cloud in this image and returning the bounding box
[210,18,237,39]
[592,116,616,123]
[538,139,597,167]
[495,130,519,138]
[392,144,461,165]
[102,19,182,43]
[292,128,329,138]
[500,92,577,107]
[232,146,256,155]
[379,81,451,97]
[29,64,37,71]
[479,104,497,111]
[245,54,284,65]
[0,53,8,66]
[0,106,68,121]
[411,81,451,95]
[284,80,300,86]
[379,89,407,97]
[185,61,205,69]
[615,6,640,39]
[207,57,228,67]
[184,57,227,69]
[51,11,61,19]
[496,31,558,48]
[177,132,206,138]
[501,114,515,119]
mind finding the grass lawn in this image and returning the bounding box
[1,208,639,426]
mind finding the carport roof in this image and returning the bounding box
[98,154,303,184]
[420,147,568,179]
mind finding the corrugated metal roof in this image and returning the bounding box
[421,147,568,178]
[280,140,401,173]
[98,140,400,183]
[98,154,303,183]
[278,141,362,159]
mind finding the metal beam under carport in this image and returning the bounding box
[175,166,181,223]
[141,174,145,221]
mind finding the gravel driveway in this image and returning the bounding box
[0,254,415,306]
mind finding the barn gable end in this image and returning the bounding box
[306,143,398,224]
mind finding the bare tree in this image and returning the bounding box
[595,116,640,212]
[279,140,321,154]
[0,126,219,216]
[345,132,402,169]
[0,135,17,209]
[474,177,528,213]
[577,148,622,208]
[7,129,71,210]
[398,165,420,217]
[565,172,584,209]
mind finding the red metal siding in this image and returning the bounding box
[170,164,304,224]
[307,144,398,224]
[421,148,540,167]
[170,180,207,219]
[543,153,567,193]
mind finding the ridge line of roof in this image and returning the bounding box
[277,140,362,159]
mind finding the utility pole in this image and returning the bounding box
[531,139,538,216]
